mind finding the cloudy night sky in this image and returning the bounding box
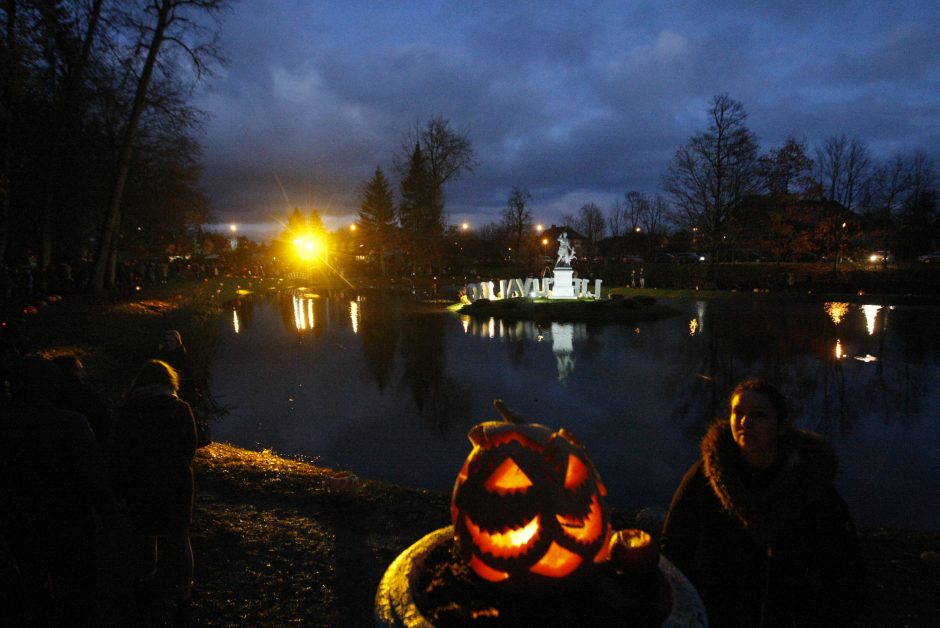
[195,0,940,240]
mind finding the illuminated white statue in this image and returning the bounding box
[556,232,576,267]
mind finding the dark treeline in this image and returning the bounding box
[383,94,940,280]
[1,0,230,295]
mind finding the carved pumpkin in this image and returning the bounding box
[451,417,612,593]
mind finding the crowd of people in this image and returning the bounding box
[1,327,203,626]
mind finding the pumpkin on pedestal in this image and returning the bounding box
[450,402,612,594]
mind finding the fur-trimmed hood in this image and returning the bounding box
[701,421,839,546]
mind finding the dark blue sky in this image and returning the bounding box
[196,0,940,240]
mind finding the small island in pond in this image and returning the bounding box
[455,295,680,323]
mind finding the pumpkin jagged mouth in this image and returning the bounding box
[556,493,604,544]
[465,514,540,559]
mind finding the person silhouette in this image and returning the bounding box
[661,379,867,627]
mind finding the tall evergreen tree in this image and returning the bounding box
[358,166,397,276]
[399,143,440,275]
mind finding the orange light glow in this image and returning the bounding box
[825,301,850,325]
[556,494,605,544]
[529,541,582,578]
[293,233,325,262]
[593,531,612,563]
[469,555,509,582]
[563,454,588,490]
[485,458,534,495]
[465,515,540,559]
[621,528,652,548]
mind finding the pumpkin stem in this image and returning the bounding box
[493,399,530,425]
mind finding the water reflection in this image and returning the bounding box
[349,299,360,334]
[210,293,940,529]
[861,304,882,336]
[825,301,850,325]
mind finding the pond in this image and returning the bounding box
[210,290,940,531]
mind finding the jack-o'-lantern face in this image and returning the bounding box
[451,421,611,593]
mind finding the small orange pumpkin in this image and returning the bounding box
[607,528,659,573]
[451,412,611,594]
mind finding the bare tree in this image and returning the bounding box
[91,0,228,292]
[643,195,671,253]
[623,191,649,233]
[500,186,532,262]
[576,202,605,259]
[759,136,815,197]
[38,0,105,274]
[663,93,760,276]
[815,135,871,210]
[896,153,938,258]
[396,116,475,215]
[814,135,870,267]
[863,152,921,262]
[607,198,626,238]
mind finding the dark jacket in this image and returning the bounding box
[661,421,867,628]
[113,385,196,534]
[58,375,113,448]
[0,358,115,589]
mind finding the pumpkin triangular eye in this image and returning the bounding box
[485,457,533,494]
[564,453,588,490]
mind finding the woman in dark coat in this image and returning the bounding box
[661,379,867,628]
[113,359,196,612]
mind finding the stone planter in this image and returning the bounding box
[374,526,708,628]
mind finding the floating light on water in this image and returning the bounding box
[232,308,240,334]
[835,338,844,359]
[689,318,698,335]
[854,354,878,363]
[461,315,470,334]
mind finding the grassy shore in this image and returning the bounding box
[10,278,940,626]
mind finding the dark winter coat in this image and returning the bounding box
[113,385,196,535]
[0,357,115,588]
[661,421,867,628]
[58,376,113,448]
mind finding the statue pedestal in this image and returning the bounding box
[550,267,577,299]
